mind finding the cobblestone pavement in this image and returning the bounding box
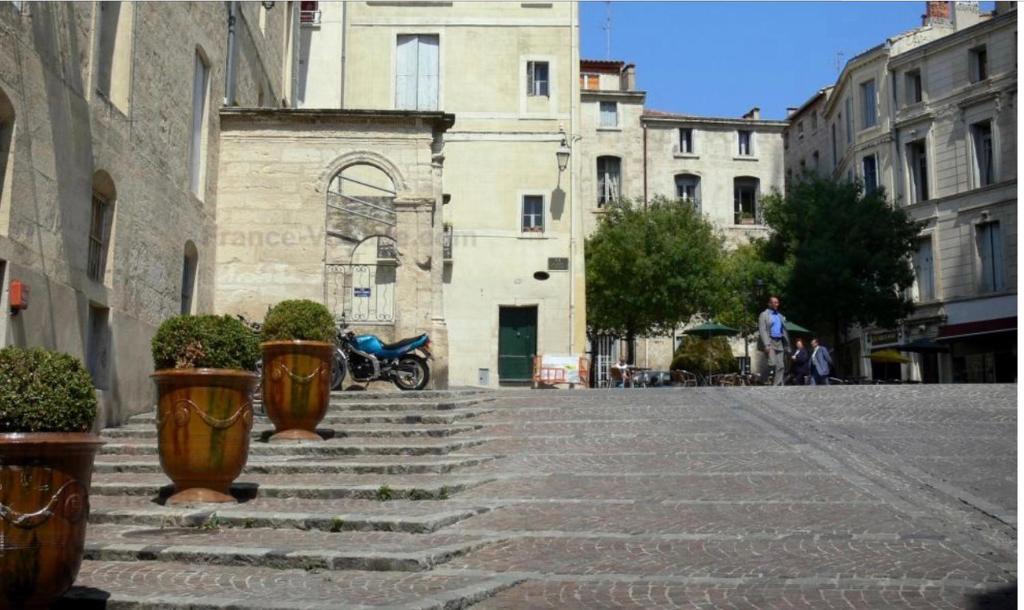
[63,386,1015,608]
[449,386,1016,609]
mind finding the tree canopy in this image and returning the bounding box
[585,197,722,340]
[713,240,791,336]
[761,175,921,343]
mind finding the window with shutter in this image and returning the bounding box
[395,34,439,110]
[599,101,618,127]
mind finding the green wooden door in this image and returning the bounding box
[498,306,537,384]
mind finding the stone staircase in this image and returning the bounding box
[60,390,518,609]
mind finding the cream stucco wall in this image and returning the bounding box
[339,1,583,387]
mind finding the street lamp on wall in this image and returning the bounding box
[556,137,571,173]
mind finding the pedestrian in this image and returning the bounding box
[810,337,833,385]
[758,295,791,386]
[791,338,810,385]
[612,358,632,388]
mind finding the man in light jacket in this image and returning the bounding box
[810,337,833,385]
[757,296,790,386]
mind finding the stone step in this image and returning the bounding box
[330,389,489,401]
[89,472,496,501]
[84,524,500,572]
[99,437,488,457]
[89,495,489,534]
[127,407,493,426]
[101,422,484,441]
[93,454,498,475]
[60,560,520,609]
[328,397,493,412]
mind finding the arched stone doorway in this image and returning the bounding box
[324,163,399,325]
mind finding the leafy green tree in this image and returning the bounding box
[585,197,723,351]
[714,240,791,340]
[670,336,738,374]
[761,175,922,345]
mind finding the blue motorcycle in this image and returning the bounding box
[334,327,432,391]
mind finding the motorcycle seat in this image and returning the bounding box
[382,334,427,351]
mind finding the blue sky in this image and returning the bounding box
[579,1,995,120]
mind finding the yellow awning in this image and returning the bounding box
[869,349,911,364]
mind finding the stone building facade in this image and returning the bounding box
[297,1,586,387]
[577,59,787,375]
[0,1,286,426]
[783,1,1017,382]
[214,108,454,386]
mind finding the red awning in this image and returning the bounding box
[937,316,1016,341]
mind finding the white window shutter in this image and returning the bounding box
[395,35,418,110]
[417,35,439,110]
[526,62,535,96]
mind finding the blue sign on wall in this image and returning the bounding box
[354,287,371,298]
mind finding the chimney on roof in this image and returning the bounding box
[953,1,982,30]
[743,107,760,120]
[922,1,951,26]
[786,107,798,118]
[621,64,636,91]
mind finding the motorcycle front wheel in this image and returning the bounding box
[393,355,430,391]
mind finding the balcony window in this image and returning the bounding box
[596,156,621,206]
[733,177,760,225]
[971,120,994,187]
[522,195,544,232]
[674,174,700,210]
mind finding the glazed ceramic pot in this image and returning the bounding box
[152,369,258,504]
[260,341,333,442]
[0,433,103,609]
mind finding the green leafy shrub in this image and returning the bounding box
[151,315,260,371]
[0,347,97,433]
[261,299,336,343]
[670,336,738,374]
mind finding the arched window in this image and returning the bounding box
[181,241,198,315]
[733,176,761,225]
[89,171,116,282]
[0,87,14,214]
[596,156,621,207]
[674,173,701,210]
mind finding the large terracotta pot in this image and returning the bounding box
[152,369,258,504]
[0,433,103,609]
[261,341,333,442]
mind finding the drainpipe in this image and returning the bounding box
[339,1,347,108]
[642,121,648,208]
[225,1,238,105]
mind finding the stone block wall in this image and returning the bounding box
[0,2,285,426]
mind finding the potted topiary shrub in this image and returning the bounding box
[151,315,260,504]
[260,299,336,442]
[0,347,102,608]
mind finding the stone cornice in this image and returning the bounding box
[220,108,456,131]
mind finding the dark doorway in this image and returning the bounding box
[498,306,537,385]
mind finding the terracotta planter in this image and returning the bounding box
[261,341,333,442]
[0,433,103,609]
[152,369,258,505]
